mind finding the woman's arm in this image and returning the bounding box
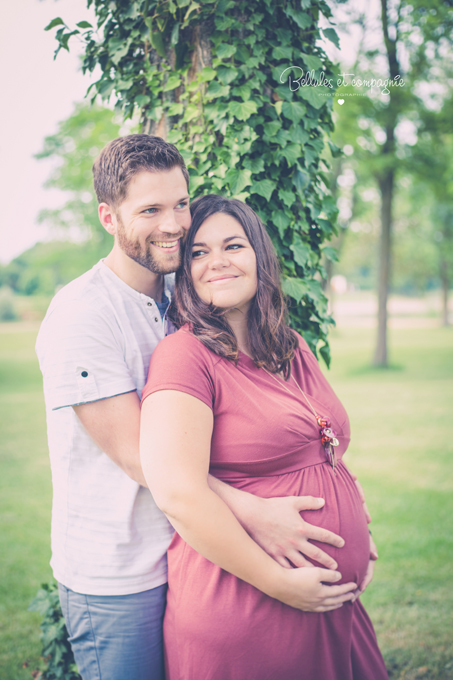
[140,390,357,613]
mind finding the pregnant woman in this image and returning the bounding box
[140,195,388,680]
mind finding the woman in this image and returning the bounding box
[140,195,388,680]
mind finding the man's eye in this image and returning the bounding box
[176,202,188,209]
[144,208,157,214]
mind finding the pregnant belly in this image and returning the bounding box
[231,460,370,586]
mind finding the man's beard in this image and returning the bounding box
[116,214,184,275]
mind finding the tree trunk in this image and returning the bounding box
[141,20,213,140]
[373,0,400,367]
[374,171,393,366]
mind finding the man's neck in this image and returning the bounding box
[104,247,164,301]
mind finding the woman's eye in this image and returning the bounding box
[226,243,243,250]
[192,250,206,258]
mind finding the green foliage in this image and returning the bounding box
[35,102,123,245]
[46,0,343,362]
[0,241,109,297]
[0,287,18,321]
[28,582,80,680]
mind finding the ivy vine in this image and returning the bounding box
[47,0,341,364]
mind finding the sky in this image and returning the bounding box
[0,0,380,265]
[0,0,96,263]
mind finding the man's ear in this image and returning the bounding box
[99,203,117,236]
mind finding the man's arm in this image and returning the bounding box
[73,391,147,487]
[74,391,372,576]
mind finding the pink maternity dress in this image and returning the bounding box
[142,326,388,680]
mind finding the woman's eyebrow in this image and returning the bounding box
[192,235,247,247]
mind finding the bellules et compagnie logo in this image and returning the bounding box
[280,66,405,97]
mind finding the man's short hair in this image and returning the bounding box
[93,134,189,208]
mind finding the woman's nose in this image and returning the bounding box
[208,249,229,269]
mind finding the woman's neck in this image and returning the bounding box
[225,308,251,355]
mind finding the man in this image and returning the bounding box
[36,134,375,680]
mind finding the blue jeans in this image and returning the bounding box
[58,582,167,680]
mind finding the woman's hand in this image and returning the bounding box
[271,565,357,613]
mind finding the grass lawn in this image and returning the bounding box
[0,322,452,679]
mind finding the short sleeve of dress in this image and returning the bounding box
[142,328,216,410]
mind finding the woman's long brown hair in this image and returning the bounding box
[169,195,299,378]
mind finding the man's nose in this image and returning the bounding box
[158,210,182,234]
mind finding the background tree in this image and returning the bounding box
[327,0,453,364]
[47,0,343,364]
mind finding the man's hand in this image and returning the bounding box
[243,495,344,570]
[207,476,344,571]
[352,533,378,601]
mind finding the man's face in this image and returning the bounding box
[114,167,191,274]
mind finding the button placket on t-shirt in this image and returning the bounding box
[143,296,167,337]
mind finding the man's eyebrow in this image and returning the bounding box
[192,235,248,247]
[137,195,190,210]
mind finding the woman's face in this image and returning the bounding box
[190,212,258,315]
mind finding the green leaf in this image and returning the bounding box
[235,45,251,63]
[150,31,166,58]
[225,168,252,194]
[300,54,323,71]
[272,211,291,239]
[170,22,180,46]
[167,102,184,115]
[279,143,301,166]
[217,67,237,85]
[243,157,264,173]
[293,169,310,194]
[250,179,276,201]
[232,84,252,100]
[290,125,309,145]
[282,277,308,303]
[290,10,312,30]
[263,121,281,138]
[182,104,200,122]
[189,175,205,191]
[135,94,151,107]
[45,17,65,31]
[282,101,306,124]
[274,100,283,116]
[272,45,293,61]
[279,189,295,208]
[297,86,327,110]
[327,140,342,158]
[319,343,331,368]
[76,21,93,29]
[290,236,310,267]
[199,66,217,82]
[229,100,257,121]
[207,80,230,98]
[216,43,236,60]
[163,74,182,92]
[322,246,339,262]
[303,145,317,166]
[322,28,340,49]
